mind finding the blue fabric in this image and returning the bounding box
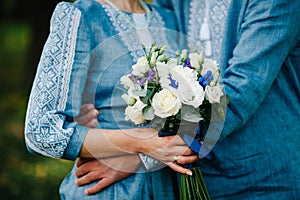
[155,0,300,199]
[24,0,181,199]
[60,164,179,200]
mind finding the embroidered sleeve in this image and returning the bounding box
[139,153,165,171]
[24,2,90,160]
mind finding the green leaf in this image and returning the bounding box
[140,96,149,104]
[133,84,148,97]
[142,106,155,120]
[181,105,203,122]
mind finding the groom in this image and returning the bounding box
[75,0,300,198]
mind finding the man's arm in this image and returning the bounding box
[219,0,300,140]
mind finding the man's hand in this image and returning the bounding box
[75,104,139,195]
[75,103,99,128]
[75,155,141,195]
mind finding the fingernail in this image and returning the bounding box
[85,189,89,195]
[186,171,193,176]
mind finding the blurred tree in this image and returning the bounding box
[0,1,73,199]
[1,0,65,89]
[0,0,151,88]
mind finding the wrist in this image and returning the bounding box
[133,128,157,154]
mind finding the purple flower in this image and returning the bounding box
[128,74,139,84]
[139,77,147,85]
[148,69,155,81]
[128,74,137,80]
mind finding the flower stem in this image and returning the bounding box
[180,167,210,200]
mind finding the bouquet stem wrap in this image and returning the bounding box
[180,166,210,200]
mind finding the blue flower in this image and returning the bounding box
[168,75,179,89]
[198,70,213,87]
[183,59,192,69]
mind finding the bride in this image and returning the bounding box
[24,0,198,199]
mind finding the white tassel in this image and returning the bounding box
[200,18,211,41]
[204,40,212,57]
[200,18,212,57]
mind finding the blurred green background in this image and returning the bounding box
[0,0,74,199]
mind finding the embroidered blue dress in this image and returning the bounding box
[24,0,181,199]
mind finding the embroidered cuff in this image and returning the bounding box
[138,153,165,171]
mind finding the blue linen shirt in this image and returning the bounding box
[155,0,300,199]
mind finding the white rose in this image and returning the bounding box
[177,81,205,108]
[160,65,197,89]
[168,66,205,108]
[120,74,134,89]
[132,56,150,76]
[125,97,147,124]
[201,58,220,84]
[205,84,224,103]
[151,89,182,118]
[156,58,178,80]
[174,65,198,81]
[189,52,202,70]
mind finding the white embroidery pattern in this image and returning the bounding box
[139,153,165,171]
[103,5,168,62]
[188,0,231,61]
[25,2,81,158]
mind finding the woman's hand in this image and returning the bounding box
[139,133,198,175]
[75,155,141,195]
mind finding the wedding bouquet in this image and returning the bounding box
[120,43,229,200]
